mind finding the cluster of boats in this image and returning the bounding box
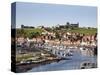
[33,43,97,59]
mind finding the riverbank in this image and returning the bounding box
[16,58,68,73]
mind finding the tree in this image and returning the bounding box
[55,32,61,40]
[27,32,40,39]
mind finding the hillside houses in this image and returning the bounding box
[16,29,97,47]
[16,22,97,48]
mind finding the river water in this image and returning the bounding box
[28,50,97,72]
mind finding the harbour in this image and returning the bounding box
[15,44,97,72]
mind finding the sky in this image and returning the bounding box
[14,2,97,28]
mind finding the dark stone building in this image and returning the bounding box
[57,22,79,29]
[21,25,34,28]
